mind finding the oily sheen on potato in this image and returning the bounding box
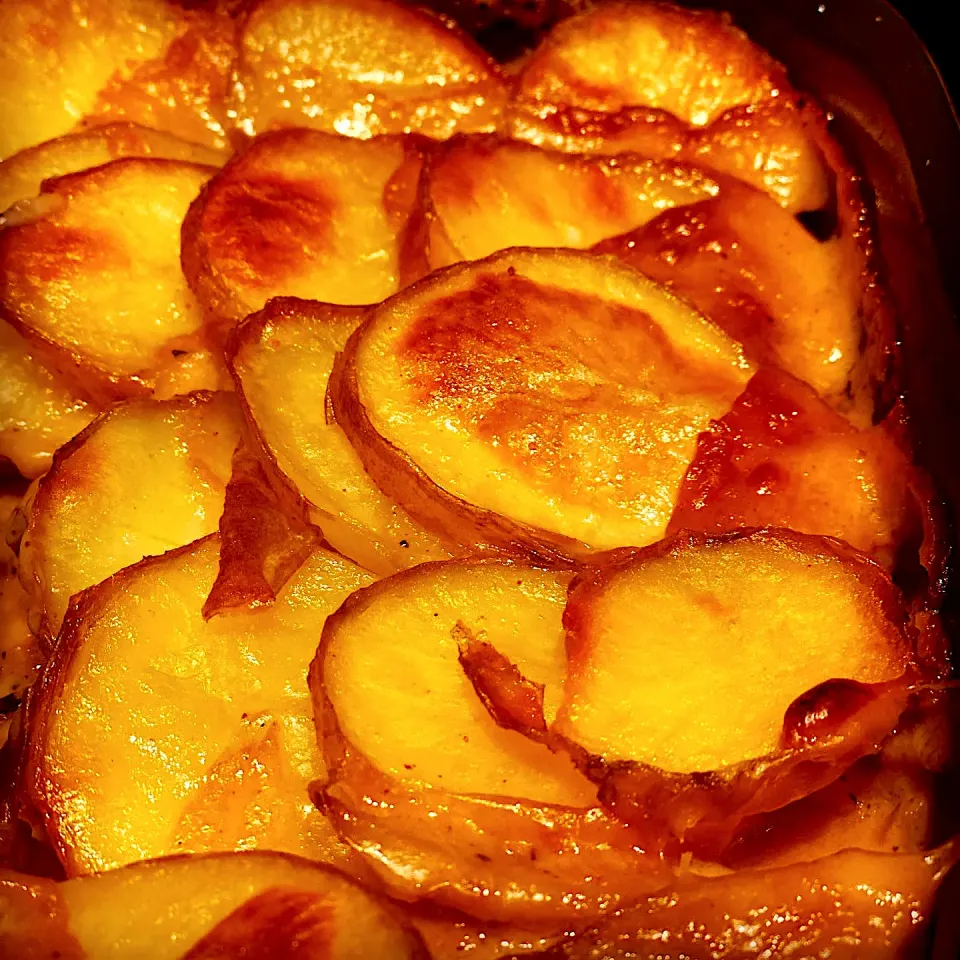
[333,248,753,560]
[0,158,217,400]
[310,559,671,923]
[17,391,242,640]
[0,851,429,960]
[555,529,917,853]
[229,298,453,573]
[26,535,374,875]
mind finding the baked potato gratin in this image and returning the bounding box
[0,0,957,957]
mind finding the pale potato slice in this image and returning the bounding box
[0,0,236,160]
[536,841,958,960]
[311,559,671,924]
[332,249,753,561]
[26,535,375,875]
[231,0,507,140]
[2,851,429,959]
[0,123,225,213]
[182,129,421,336]
[0,158,217,400]
[555,529,917,854]
[423,137,720,268]
[0,320,97,479]
[18,392,242,640]
[229,298,454,574]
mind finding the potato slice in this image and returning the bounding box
[332,249,753,561]
[0,0,236,160]
[182,129,421,337]
[0,123,225,213]
[2,851,428,959]
[533,841,958,960]
[0,158,216,400]
[593,180,861,403]
[26,535,375,875]
[229,298,454,574]
[667,369,918,569]
[0,320,97,479]
[422,137,720,268]
[231,0,506,141]
[310,559,672,923]
[18,392,242,640]
[555,529,917,854]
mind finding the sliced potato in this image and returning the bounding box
[0,320,96,479]
[231,0,507,140]
[593,180,861,403]
[229,298,454,574]
[667,368,918,569]
[182,129,421,336]
[26,535,375,875]
[18,392,242,639]
[0,123,225,213]
[555,529,917,854]
[310,559,671,923]
[332,249,753,561]
[2,851,429,959]
[0,158,216,400]
[535,841,958,960]
[423,137,720,268]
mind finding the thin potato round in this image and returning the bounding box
[182,129,421,336]
[18,391,242,640]
[231,0,507,140]
[0,158,217,400]
[332,248,753,561]
[26,536,375,875]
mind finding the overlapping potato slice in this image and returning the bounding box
[230,299,454,573]
[0,0,235,160]
[530,841,958,960]
[333,249,753,561]
[18,392,242,640]
[507,1,829,213]
[0,123,224,213]
[667,369,918,568]
[26,535,375,875]
[182,129,421,337]
[310,559,672,924]
[2,851,429,959]
[0,320,97,479]
[230,0,507,140]
[554,529,917,854]
[593,180,861,403]
[0,158,217,400]
[422,137,720,268]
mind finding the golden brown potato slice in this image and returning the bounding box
[532,841,959,960]
[18,392,242,640]
[0,320,97,479]
[0,158,217,401]
[555,529,918,855]
[231,0,506,140]
[0,0,236,160]
[311,559,671,924]
[2,851,429,959]
[26,535,375,875]
[593,180,861,404]
[422,137,720,268]
[667,369,919,570]
[229,298,454,574]
[0,123,224,213]
[182,129,421,337]
[332,249,753,562]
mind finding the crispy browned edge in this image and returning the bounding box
[0,157,219,404]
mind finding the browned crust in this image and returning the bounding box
[554,527,925,857]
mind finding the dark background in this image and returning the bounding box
[890,1,956,100]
